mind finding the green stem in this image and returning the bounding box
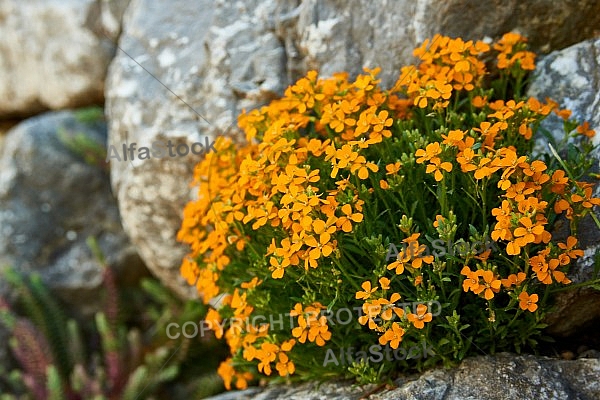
[480,179,487,228]
[440,176,448,217]
[333,253,364,292]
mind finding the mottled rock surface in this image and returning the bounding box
[0,0,130,118]
[107,0,216,299]
[106,0,295,298]
[528,38,600,149]
[107,0,600,298]
[294,0,600,87]
[528,38,600,337]
[206,353,600,400]
[0,110,145,315]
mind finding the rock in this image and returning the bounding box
[105,0,289,299]
[0,121,17,136]
[0,0,130,118]
[527,38,600,337]
[294,0,600,87]
[205,353,600,400]
[528,38,600,149]
[107,0,600,298]
[0,109,145,316]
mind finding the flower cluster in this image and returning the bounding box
[395,34,490,109]
[290,303,331,346]
[494,32,536,72]
[178,32,600,388]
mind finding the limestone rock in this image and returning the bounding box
[294,0,600,87]
[106,0,289,298]
[0,0,130,118]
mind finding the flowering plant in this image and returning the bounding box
[177,33,600,389]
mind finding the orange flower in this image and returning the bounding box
[461,266,482,295]
[269,256,288,279]
[518,123,532,139]
[550,170,568,194]
[530,251,551,285]
[493,32,526,54]
[426,157,453,181]
[505,182,535,202]
[205,308,224,338]
[554,198,572,217]
[475,249,491,262]
[275,340,297,376]
[387,249,411,275]
[473,156,499,180]
[457,147,478,172]
[386,162,402,175]
[305,217,337,259]
[518,292,538,312]
[217,359,254,390]
[358,300,384,331]
[369,109,394,138]
[571,183,600,209]
[256,342,279,375]
[350,155,379,179]
[473,121,502,147]
[415,142,442,164]
[378,322,405,349]
[356,281,378,300]
[513,216,545,244]
[336,203,364,232]
[241,277,263,289]
[433,214,445,228]
[557,236,584,263]
[290,303,331,346]
[526,96,554,116]
[379,293,405,321]
[521,160,547,177]
[441,129,465,147]
[501,272,526,288]
[472,95,487,108]
[407,304,433,329]
[554,108,571,120]
[379,277,391,290]
[480,270,501,300]
[576,121,595,138]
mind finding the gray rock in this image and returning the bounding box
[106,0,289,299]
[0,0,130,118]
[0,110,145,315]
[206,353,600,400]
[294,0,600,87]
[528,38,600,151]
[107,0,600,299]
[527,38,600,337]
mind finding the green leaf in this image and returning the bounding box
[46,365,65,400]
[74,106,104,124]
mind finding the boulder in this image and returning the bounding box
[294,0,600,87]
[528,38,600,337]
[105,0,288,298]
[0,0,130,118]
[0,109,145,315]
